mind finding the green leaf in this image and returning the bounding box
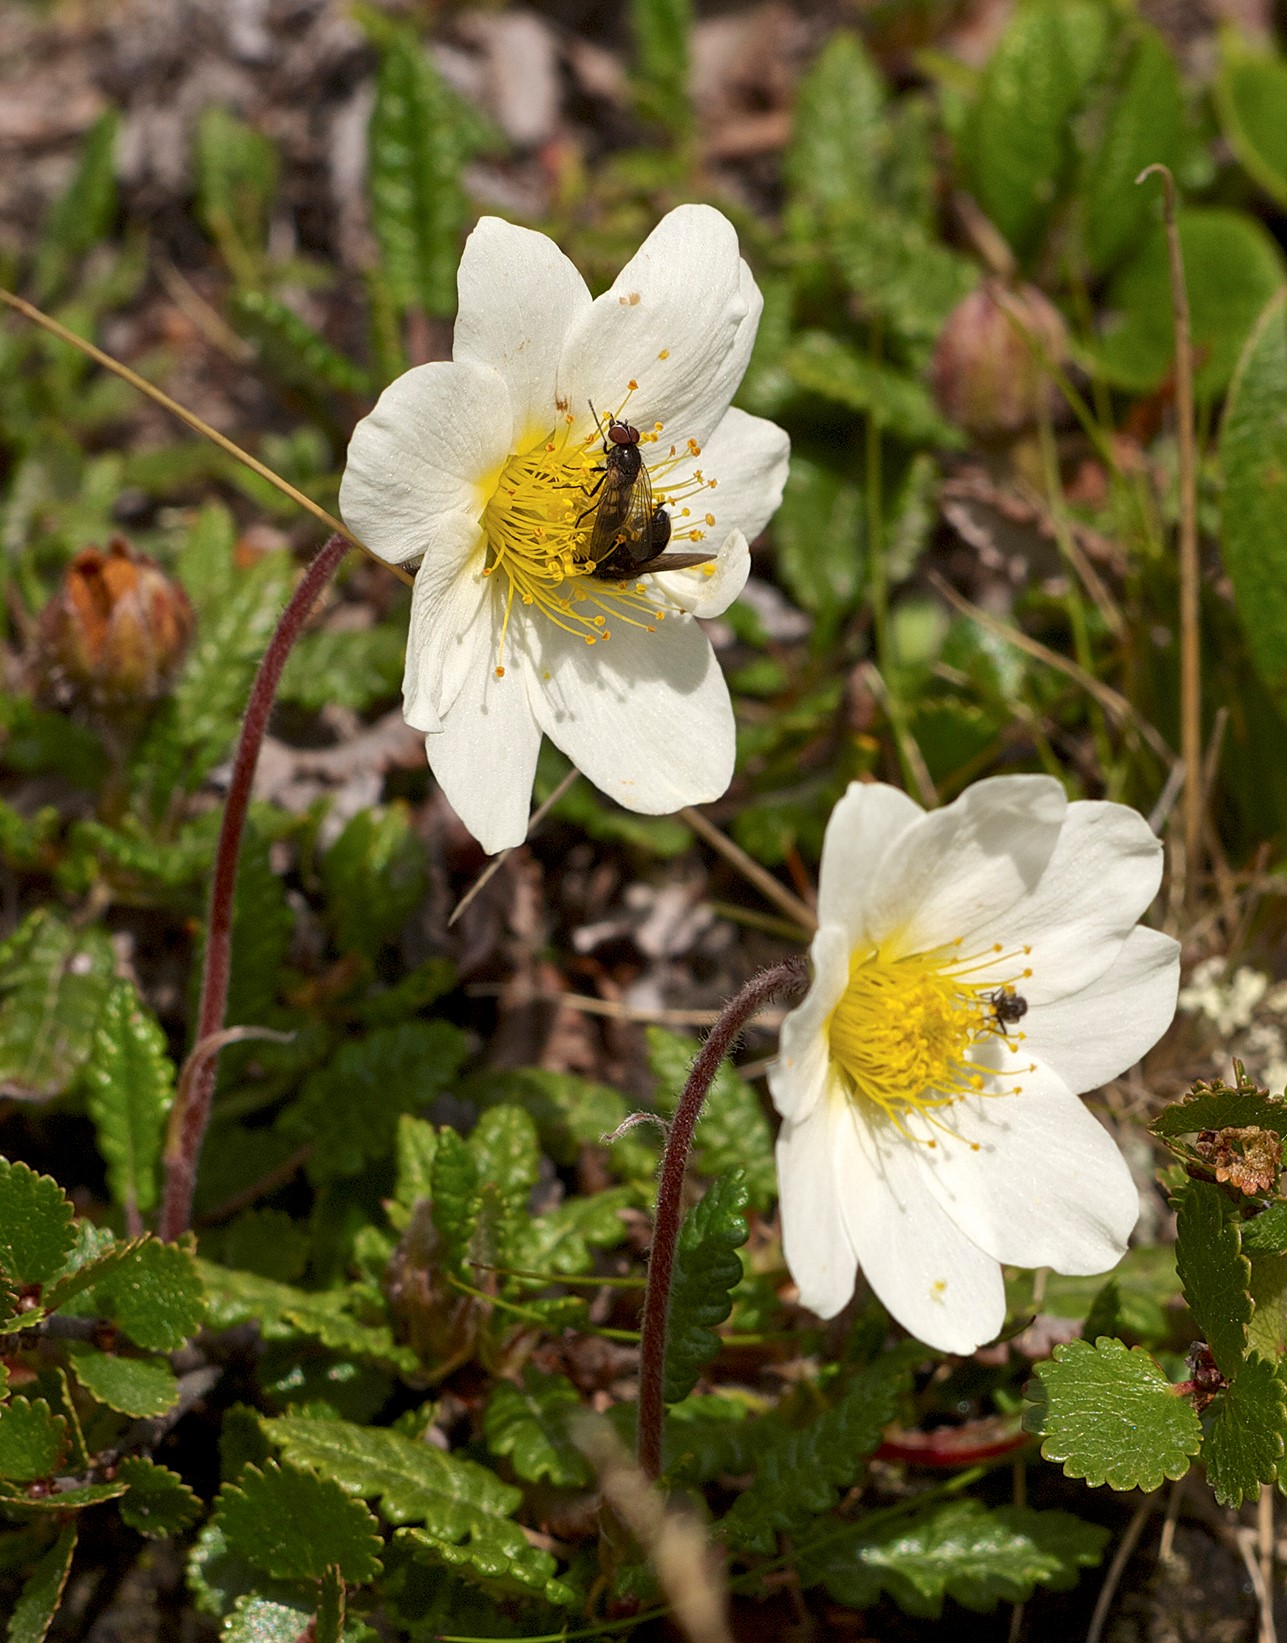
[65,1347,179,1418]
[0,911,116,1101]
[517,1184,643,1278]
[1029,1337,1201,1491]
[648,1028,776,1211]
[222,1595,312,1643]
[630,0,692,137]
[800,1500,1108,1619]
[1242,1202,1287,1256]
[283,1022,469,1183]
[784,331,959,447]
[1153,1079,1287,1140]
[233,289,375,397]
[1173,1178,1251,1376]
[961,0,1107,257]
[82,980,175,1217]
[720,1344,922,1553]
[278,623,404,714]
[1204,1355,1287,1508]
[320,803,428,960]
[662,1172,749,1406]
[0,1159,75,1287]
[469,1106,541,1208]
[216,1209,309,1284]
[8,1523,76,1643]
[469,1066,658,1180]
[214,1459,383,1583]
[1094,209,1285,399]
[0,1482,126,1513]
[431,1127,480,1277]
[197,1263,417,1375]
[194,104,279,271]
[33,107,119,302]
[484,1369,591,1489]
[772,454,865,636]
[1080,26,1185,275]
[1218,46,1287,212]
[317,1564,344,1643]
[394,1115,438,1213]
[829,207,977,357]
[95,1238,206,1352]
[399,1523,576,1609]
[0,1401,69,1484]
[117,1456,202,1538]
[367,25,470,318]
[40,1232,147,1315]
[1222,291,1287,704]
[784,32,886,222]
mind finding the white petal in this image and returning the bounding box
[817,782,925,948]
[1024,925,1180,1093]
[768,924,851,1124]
[425,598,543,854]
[986,801,1166,1005]
[777,1081,861,1319]
[657,530,750,619]
[529,610,734,814]
[667,406,790,546]
[453,217,592,449]
[841,1102,1007,1352]
[401,517,490,731]
[867,775,1066,958]
[557,205,756,450]
[907,1060,1140,1275]
[339,361,514,565]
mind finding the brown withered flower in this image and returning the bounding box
[35,535,193,716]
[931,279,1070,441]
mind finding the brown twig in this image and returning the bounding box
[637,957,809,1481]
[678,806,817,932]
[159,534,350,1242]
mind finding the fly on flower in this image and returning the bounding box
[986,984,1029,1037]
[577,408,716,582]
[339,205,790,853]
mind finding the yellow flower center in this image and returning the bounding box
[477,387,719,677]
[828,940,1034,1133]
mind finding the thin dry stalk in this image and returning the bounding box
[679,805,817,932]
[1085,1494,1154,1643]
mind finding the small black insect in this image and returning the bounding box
[576,405,716,582]
[987,986,1029,1037]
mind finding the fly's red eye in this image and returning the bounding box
[608,421,639,447]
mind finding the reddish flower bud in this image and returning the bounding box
[931,279,1069,440]
[36,535,193,713]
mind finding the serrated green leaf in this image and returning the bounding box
[0,1158,75,1287]
[468,1106,541,1208]
[196,1263,417,1375]
[233,289,375,397]
[648,1028,776,1211]
[0,911,116,1101]
[117,1456,202,1538]
[961,0,1107,256]
[484,1369,591,1489]
[1095,209,1285,400]
[829,206,977,357]
[1204,1355,1286,1508]
[65,1346,178,1418]
[320,804,428,960]
[516,1184,642,1279]
[1222,291,1287,704]
[8,1522,76,1643]
[1174,1178,1251,1377]
[394,1115,438,1212]
[469,1066,658,1179]
[0,1481,126,1513]
[33,107,118,303]
[82,980,175,1216]
[1154,1081,1287,1140]
[630,0,691,137]
[662,1172,748,1406]
[40,1232,147,1315]
[784,32,886,223]
[1242,1202,1287,1255]
[431,1128,480,1277]
[186,1518,301,1620]
[367,26,470,317]
[222,1594,313,1643]
[0,1400,69,1484]
[800,1500,1108,1619]
[283,1021,468,1183]
[772,453,865,636]
[278,622,404,714]
[317,1564,344,1643]
[720,1344,922,1553]
[95,1238,206,1351]
[194,104,278,274]
[1030,1338,1201,1491]
[1080,25,1185,274]
[784,331,959,448]
[1218,46,1287,212]
[400,1523,576,1609]
[213,1459,383,1583]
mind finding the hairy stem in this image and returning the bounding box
[637,956,809,1481]
[159,532,350,1242]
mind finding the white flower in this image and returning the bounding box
[339,206,790,853]
[768,775,1180,1355]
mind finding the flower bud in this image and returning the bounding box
[931,279,1069,440]
[36,535,194,713]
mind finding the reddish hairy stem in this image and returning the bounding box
[637,956,809,1481]
[159,533,350,1242]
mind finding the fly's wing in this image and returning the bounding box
[588,459,654,567]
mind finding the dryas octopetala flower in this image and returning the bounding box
[339,206,790,853]
[768,775,1180,1354]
